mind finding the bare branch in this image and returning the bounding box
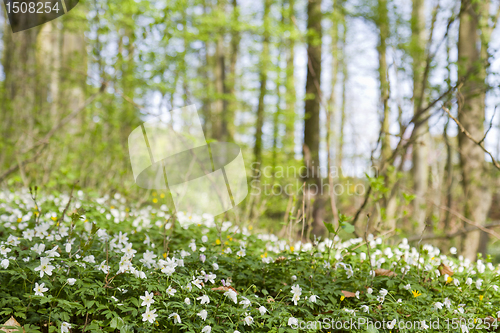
[442,106,500,170]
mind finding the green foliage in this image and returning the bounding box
[0,190,499,332]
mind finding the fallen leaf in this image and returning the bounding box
[438,263,454,276]
[0,316,25,333]
[375,268,397,277]
[341,290,356,298]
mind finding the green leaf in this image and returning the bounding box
[340,221,355,234]
[323,221,336,234]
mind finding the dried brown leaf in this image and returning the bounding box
[0,316,25,333]
[438,263,454,276]
[341,290,356,298]
[375,268,397,277]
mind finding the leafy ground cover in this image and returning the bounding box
[0,189,499,332]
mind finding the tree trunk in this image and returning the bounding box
[457,0,492,261]
[326,6,339,227]
[253,0,271,177]
[212,24,226,141]
[224,0,241,143]
[304,0,324,235]
[376,0,396,230]
[284,0,296,158]
[337,17,347,169]
[411,0,430,234]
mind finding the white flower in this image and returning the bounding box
[244,314,253,326]
[184,298,191,305]
[6,235,20,247]
[461,324,469,332]
[34,257,55,278]
[1,259,9,269]
[45,246,60,258]
[31,243,45,255]
[83,255,96,264]
[291,284,302,296]
[202,235,208,243]
[0,244,11,257]
[162,266,175,276]
[421,321,429,329]
[367,288,373,294]
[258,306,267,315]
[476,278,483,289]
[493,285,499,292]
[355,291,360,299]
[23,229,34,241]
[192,278,203,289]
[142,308,158,324]
[67,278,77,286]
[360,305,369,313]
[140,291,154,307]
[309,295,319,303]
[466,278,472,286]
[444,297,451,308]
[166,285,177,296]
[34,282,48,296]
[169,312,181,324]
[197,309,208,321]
[98,261,109,274]
[404,284,411,290]
[197,295,210,305]
[224,289,238,304]
[212,263,219,270]
[379,288,388,296]
[201,326,211,333]
[434,302,443,310]
[288,317,298,328]
[387,319,396,329]
[292,293,301,305]
[291,275,297,281]
[61,322,71,333]
[450,247,457,254]
[239,297,251,308]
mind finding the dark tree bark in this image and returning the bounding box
[303,0,324,235]
[457,0,492,260]
[253,0,271,177]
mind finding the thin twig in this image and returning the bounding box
[442,106,500,170]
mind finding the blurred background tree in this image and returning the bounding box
[1,0,500,260]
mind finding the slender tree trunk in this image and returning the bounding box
[337,18,347,169]
[224,0,241,142]
[212,9,226,141]
[411,0,430,233]
[304,0,324,235]
[376,0,396,230]
[253,0,271,177]
[284,0,296,158]
[457,0,492,260]
[326,6,339,227]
